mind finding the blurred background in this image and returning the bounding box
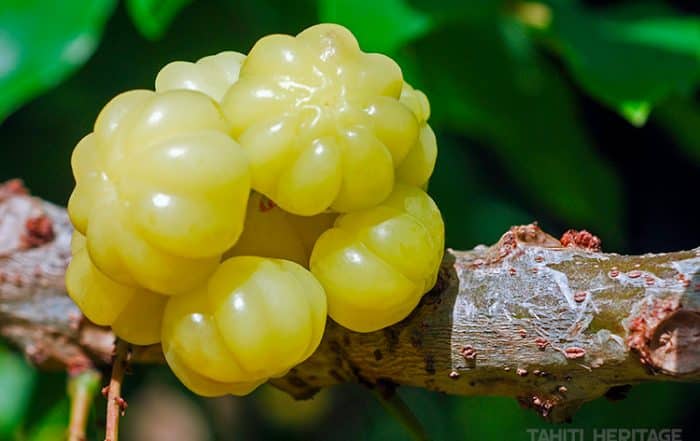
[1,0,699,439]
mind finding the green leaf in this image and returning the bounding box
[126,0,192,40]
[619,101,651,127]
[544,0,700,125]
[318,0,432,53]
[413,19,624,246]
[0,345,36,438]
[0,0,115,122]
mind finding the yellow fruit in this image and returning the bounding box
[225,192,336,266]
[66,233,166,345]
[310,184,444,332]
[68,89,251,295]
[221,23,419,215]
[396,83,437,187]
[155,51,246,101]
[162,256,327,396]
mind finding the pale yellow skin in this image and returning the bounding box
[397,84,438,187]
[155,51,246,101]
[66,233,166,345]
[221,23,420,215]
[310,184,444,332]
[225,192,336,266]
[68,89,251,295]
[161,256,327,396]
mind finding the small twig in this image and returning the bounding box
[372,390,431,441]
[105,340,130,441]
[67,369,101,441]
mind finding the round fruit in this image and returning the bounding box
[161,256,327,396]
[155,51,246,101]
[66,233,166,345]
[224,192,336,266]
[221,23,419,215]
[68,89,251,295]
[310,184,444,332]
[396,83,437,187]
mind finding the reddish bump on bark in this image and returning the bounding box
[101,386,110,398]
[518,394,558,418]
[558,386,568,393]
[509,268,517,276]
[518,329,527,338]
[609,267,620,278]
[460,345,477,360]
[516,368,528,376]
[496,231,518,261]
[0,179,28,200]
[21,214,54,248]
[645,276,655,286]
[627,270,642,279]
[535,255,544,263]
[535,337,549,350]
[563,347,586,359]
[449,371,460,379]
[559,229,602,251]
[574,291,587,303]
[114,396,128,416]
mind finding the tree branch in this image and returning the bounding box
[1,180,699,422]
[104,340,129,441]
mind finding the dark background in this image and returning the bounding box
[1,0,699,439]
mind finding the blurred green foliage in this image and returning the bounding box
[126,0,193,40]
[1,0,699,440]
[0,0,115,121]
[0,345,35,438]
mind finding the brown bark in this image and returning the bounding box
[1,180,699,422]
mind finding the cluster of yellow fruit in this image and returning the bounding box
[66,24,443,396]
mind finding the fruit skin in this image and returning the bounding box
[155,51,246,102]
[161,256,327,396]
[221,23,419,215]
[396,84,437,188]
[68,89,251,295]
[310,184,444,332]
[66,233,166,345]
[224,192,336,267]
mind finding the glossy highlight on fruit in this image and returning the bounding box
[66,233,166,345]
[310,184,444,332]
[162,256,327,396]
[225,192,336,266]
[68,89,251,295]
[221,23,420,215]
[396,83,437,187]
[156,51,246,101]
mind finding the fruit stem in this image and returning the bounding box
[67,368,101,441]
[104,340,130,441]
[372,389,431,441]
